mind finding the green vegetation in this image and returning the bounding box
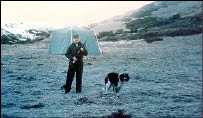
[170,14,181,21]
[125,17,162,33]
[125,13,186,34]
[97,10,202,42]
[115,29,123,34]
[144,37,163,43]
[97,31,115,39]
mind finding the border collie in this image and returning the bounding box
[104,72,130,98]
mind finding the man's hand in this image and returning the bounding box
[80,48,84,52]
[73,57,77,62]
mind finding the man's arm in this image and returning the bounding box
[65,45,73,61]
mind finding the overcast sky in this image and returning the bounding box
[1,1,154,26]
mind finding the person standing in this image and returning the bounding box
[65,34,88,93]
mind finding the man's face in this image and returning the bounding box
[74,37,80,44]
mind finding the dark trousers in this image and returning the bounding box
[65,61,83,93]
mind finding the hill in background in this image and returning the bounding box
[89,1,202,42]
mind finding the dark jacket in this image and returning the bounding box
[65,42,88,62]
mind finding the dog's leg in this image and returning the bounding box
[115,86,120,98]
[105,76,108,95]
[105,76,112,95]
[105,82,111,95]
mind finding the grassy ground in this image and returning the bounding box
[1,34,202,117]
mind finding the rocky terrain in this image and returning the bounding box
[1,21,53,44]
[1,34,202,117]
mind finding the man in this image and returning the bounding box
[65,34,88,93]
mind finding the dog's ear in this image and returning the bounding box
[123,73,130,82]
[126,73,129,78]
[126,74,130,81]
[119,74,124,82]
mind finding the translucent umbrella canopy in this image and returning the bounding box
[48,25,101,55]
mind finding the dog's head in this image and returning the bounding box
[119,73,130,82]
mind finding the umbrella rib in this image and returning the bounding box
[92,29,102,54]
[62,26,72,54]
[71,25,73,44]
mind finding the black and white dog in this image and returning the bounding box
[104,72,130,98]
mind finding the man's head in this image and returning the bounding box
[73,34,80,44]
